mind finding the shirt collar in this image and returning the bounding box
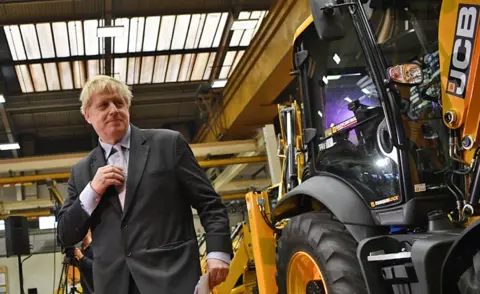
[99,124,131,157]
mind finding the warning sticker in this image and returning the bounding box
[370,195,399,208]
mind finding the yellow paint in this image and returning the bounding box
[440,0,480,164]
[287,251,327,294]
[246,191,278,294]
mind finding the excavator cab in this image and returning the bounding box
[270,0,480,293]
[280,0,454,225]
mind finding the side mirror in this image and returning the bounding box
[387,63,424,86]
[310,0,346,41]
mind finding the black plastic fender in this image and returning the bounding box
[271,173,380,242]
[441,218,480,294]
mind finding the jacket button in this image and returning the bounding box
[123,224,127,229]
[127,252,131,257]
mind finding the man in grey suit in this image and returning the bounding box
[57,75,232,294]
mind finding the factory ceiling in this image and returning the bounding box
[0,0,275,159]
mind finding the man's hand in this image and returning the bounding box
[91,165,125,195]
[74,248,84,261]
[206,258,229,289]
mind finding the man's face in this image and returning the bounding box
[84,89,130,144]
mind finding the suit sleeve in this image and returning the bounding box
[174,132,233,256]
[56,166,92,246]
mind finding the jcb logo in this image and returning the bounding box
[447,5,479,98]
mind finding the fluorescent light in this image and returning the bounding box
[322,76,329,85]
[97,26,125,38]
[344,97,352,103]
[327,75,342,80]
[0,94,4,103]
[362,88,371,95]
[333,54,341,64]
[212,80,228,88]
[0,143,20,150]
[231,20,257,30]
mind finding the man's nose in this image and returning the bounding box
[107,103,119,114]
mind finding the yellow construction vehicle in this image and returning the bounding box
[206,0,480,293]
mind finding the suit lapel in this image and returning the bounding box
[122,125,149,220]
[90,146,122,215]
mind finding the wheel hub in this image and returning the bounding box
[287,251,328,294]
[306,280,326,294]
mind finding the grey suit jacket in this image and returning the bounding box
[57,125,233,294]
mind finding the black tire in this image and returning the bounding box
[275,211,367,294]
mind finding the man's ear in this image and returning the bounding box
[84,110,92,124]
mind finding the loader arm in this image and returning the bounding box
[440,1,480,164]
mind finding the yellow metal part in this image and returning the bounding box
[287,251,327,294]
[206,222,258,294]
[0,139,261,173]
[0,208,52,220]
[195,0,311,142]
[246,191,278,294]
[439,0,480,164]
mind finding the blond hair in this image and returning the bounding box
[79,75,132,115]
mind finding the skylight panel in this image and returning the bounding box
[166,54,182,82]
[191,52,209,81]
[152,55,168,83]
[84,20,99,55]
[126,57,141,85]
[58,61,73,90]
[157,15,175,51]
[229,30,242,47]
[212,13,228,47]
[114,58,127,83]
[219,51,236,79]
[36,23,55,58]
[240,29,254,46]
[238,12,251,19]
[52,22,70,57]
[87,60,99,80]
[199,13,221,48]
[203,53,216,80]
[140,56,154,84]
[231,50,245,77]
[68,21,84,56]
[4,26,25,60]
[30,63,47,91]
[15,65,34,92]
[250,11,262,19]
[114,18,130,53]
[178,53,195,82]
[44,63,61,91]
[128,17,145,53]
[72,61,86,89]
[20,24,41,60]
[171,14,190,50]
[143,16,160,51]
[184,14,202,49]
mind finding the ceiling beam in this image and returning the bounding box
[3,47,247,66]
[0,156,267,183]
[0,139,262,173]
[103,0,113,76]
[3,82,202,111]
[194,0,310,142]
[0,103,19,158]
